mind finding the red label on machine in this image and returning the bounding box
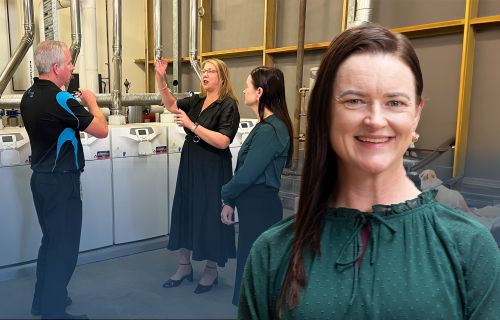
[96,151,110,160]
[156,146,168,154]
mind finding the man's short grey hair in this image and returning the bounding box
[34,40,68,74]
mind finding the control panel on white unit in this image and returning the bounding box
[0,131,29,167]
[0,134,16,149]
[238,119,258,145]
[135,128,150,141]
[239,120,255,132]
[110,125,166,158]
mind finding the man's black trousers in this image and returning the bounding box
[30,171,82,318]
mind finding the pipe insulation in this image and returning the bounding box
[80,0,99,92]
[0,0,34,98]
[0,92,192,109]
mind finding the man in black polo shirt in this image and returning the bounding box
[20,40,108,319]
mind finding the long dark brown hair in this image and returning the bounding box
[277,23,424,316]
[250,66,294,166]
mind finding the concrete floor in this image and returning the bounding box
[0,209,295,319]
[0,247,238,319]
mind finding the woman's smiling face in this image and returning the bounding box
[330,53,423,176]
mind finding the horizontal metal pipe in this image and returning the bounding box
[0,92,192,109]
[95,92,191,106]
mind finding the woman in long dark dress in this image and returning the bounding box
[155,58,240,294]
[220,67,293,305]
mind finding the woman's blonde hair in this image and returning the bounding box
[200,58,238,104]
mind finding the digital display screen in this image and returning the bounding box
[2,135,13,142]
[241,123,248,128]
[80,132,85,139]
[137,129,147,136]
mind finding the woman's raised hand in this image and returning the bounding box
[155,59,168,78]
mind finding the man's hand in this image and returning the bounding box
[78,88,97,108]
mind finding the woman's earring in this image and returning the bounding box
[411,132,420,143]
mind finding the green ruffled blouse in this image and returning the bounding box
[239,191,500,319]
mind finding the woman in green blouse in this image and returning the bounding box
[239,24,500,319]
[220,66,293,306]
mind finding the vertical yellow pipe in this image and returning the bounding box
[453,0,479,177]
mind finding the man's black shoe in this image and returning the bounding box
[31,296,73,316]
[42,312,88,320]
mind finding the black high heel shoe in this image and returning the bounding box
[194,265,218,294]
[162,263,193,288]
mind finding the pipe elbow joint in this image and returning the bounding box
[23,30,35,45]
[25,28,35,39]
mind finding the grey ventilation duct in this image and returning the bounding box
[154,0,162,61]
[0,0,35,98]
[111,0,122,115]
[189,0,202,80]
[69,0,82,65]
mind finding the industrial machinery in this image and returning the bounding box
[79,132,113,251]
[165,119,258,226]
[165,123,185,227]
[110,124,169,244]
[229,118,258,173]
[0,127,41,267]
[229,118,258,222]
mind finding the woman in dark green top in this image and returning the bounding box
[239,24,500,319]
[220,67,293,306]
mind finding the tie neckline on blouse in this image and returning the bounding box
[335,213,397,305]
